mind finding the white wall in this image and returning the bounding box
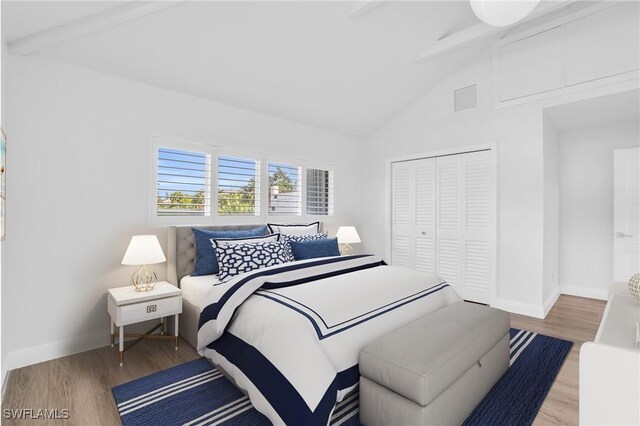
[542,116,561,311]
[361,46,548,316]
[559,121,640,299]
[1,38,8,390]
[360,43,638,318]
[2,54,364,371]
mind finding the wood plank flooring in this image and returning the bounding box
[2,295,605,425]
[511,295,606,426]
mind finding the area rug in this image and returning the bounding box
[112,328,572,426]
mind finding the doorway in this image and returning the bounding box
[544,89,640,300]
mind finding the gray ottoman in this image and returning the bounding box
[359,302,510,426]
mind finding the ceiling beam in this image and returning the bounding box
[414,0,581,62]
[350,0,386,19]
[8,1,187,56]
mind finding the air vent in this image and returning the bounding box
[454,84,478,112]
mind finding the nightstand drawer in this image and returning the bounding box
[109,295,182,326]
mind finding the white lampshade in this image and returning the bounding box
[122,235,166,266]
[336,226,361,244]
[470,0,540,27]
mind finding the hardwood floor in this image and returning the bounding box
[2,338,200,425]
[2,295,605,426]
[510,295,606,426]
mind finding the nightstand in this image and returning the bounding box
[107,281,182,366]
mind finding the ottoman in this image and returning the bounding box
[359,302,510,426]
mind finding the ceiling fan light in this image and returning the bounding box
[470,0,541,27]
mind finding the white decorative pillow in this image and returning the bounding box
[210,233,280,247]
[215,240,294,282]
[267,222,320,236]
[280,233,328,243]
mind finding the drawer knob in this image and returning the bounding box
[147,304,157,313]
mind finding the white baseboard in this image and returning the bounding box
[491,298,545,319]
[561,285,608,301]
[543,287,561,318]
[3,331,111,375]
[2,319,167,378]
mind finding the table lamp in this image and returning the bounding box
[122,235,166,292]
[336,226,361,255]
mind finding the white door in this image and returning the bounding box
[461,151,492,303]
[391,150,494,303]
[414,159,437,274]
[613,147,640,281]
[391,161,413,268]
[391,159,436,271]
[436,155,462,293]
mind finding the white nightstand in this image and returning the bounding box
[107,281,182,366]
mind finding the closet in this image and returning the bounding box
[391,149,494,303]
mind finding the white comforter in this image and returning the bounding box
[197,255,461,425]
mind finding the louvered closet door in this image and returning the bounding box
[461,151,492,303]
[436,156,463,293]
[391,159,437,270]
[391,162,413,267]
[414,159,436,274]
[391,151,492,304]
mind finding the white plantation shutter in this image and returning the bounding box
[307,168,334,215]
[268,162,302,216]
[153,141,337,224]
[156,147,211,217]
[390,150,493,303]
[217,155,260,216]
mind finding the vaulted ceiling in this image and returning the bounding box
[1,1,569,138]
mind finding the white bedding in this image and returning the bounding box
[179,274,220,310]
[196,255,461,425]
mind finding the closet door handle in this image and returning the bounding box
[615,232,633,238]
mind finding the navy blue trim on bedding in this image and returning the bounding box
[267,221,320,234]
[255,283,449,340]
[208,332,339,426]
[259,259,385,290]
[198,255,380,329]
[336,365,360,391]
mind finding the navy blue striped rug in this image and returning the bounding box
[112,328,572,426]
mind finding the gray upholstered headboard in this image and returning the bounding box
[167,225,265,286]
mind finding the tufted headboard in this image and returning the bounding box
[166,225,265,286]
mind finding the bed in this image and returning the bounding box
[166,225,461,425]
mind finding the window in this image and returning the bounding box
[217,156,260,216]
[152,138,335,224]
[156,147,211,217]
[268,162,301,216]
[306,168,334,215]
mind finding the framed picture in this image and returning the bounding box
[1,129,5,240]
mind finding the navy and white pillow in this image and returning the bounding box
[191,226,268,276]
[211,233,280,247]
[267,222,320,236]
[280,233,328,243]
[215,240,294,282]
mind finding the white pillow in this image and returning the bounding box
[210,233,279,247]
[267,222,320,236]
